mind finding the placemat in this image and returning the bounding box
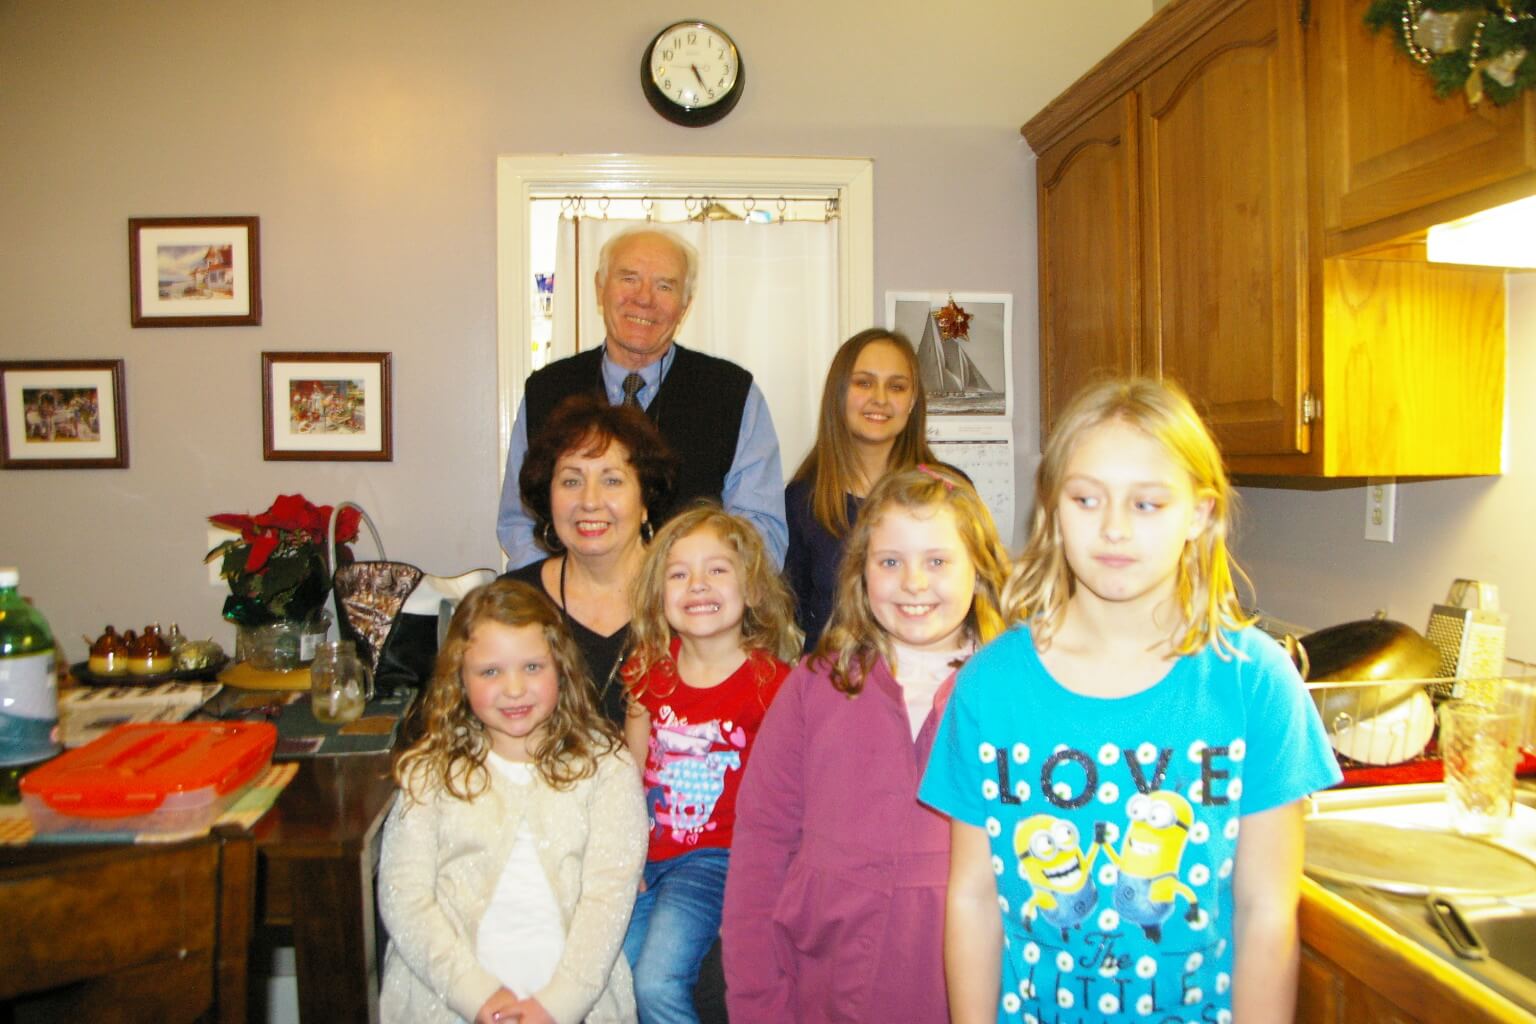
[274,692,414,758]
[0,762,299,847]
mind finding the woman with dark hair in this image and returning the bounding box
[784,328,939,650]
[502,393,677,727]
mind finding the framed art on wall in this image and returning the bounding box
[130,216,262,327]
[0,360,128,469]
[262,352,392,462]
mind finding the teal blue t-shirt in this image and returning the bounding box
[918,624,1341,1024]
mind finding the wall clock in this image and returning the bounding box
[641,21,744,127]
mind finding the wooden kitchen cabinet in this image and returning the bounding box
[1037,92,1143,434]
[1023,0,1511,477]
[1314,0,1536,252]
[1141,0,1307,457]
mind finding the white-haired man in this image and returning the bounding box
[497,226,787,569]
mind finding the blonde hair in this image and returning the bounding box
[393,579,620,801]
[815,465,1011,695]
[625,503,803,699]
[1003,377,1253,656]
[790,329,937,538]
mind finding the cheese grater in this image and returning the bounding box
[1425,579,1507,699]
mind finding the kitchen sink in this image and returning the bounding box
[1305,781,1536,1014]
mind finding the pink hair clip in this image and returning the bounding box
[916,463,955,490]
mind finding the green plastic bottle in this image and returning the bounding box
[0,566,59,804]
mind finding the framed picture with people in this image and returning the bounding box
[0,359,128,470]
[261,351,393,462]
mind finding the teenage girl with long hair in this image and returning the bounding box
[784,327,938,650]
[921,378,1340,1024]
[722,465,1010,1022]
[379,580,647,1024]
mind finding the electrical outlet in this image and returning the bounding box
[206,526,229,586]
[1364,478,1396,543]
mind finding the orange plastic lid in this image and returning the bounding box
[20,722,278,818]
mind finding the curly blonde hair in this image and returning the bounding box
[625,502,802,699]
[814,465,1011,696]
[393,579,620,802]
[1003,377,1253,657]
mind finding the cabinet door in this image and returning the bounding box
[1315,0,1536,237]
[1036,92,1142,442]
[1141,0,1308,457]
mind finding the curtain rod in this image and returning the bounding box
[546,194,839,221]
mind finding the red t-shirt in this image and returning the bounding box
[630,640,790,860]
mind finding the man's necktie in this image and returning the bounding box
[621,373,645,409]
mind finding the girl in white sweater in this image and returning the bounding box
[379,579,647,1024]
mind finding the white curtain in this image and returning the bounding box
[552,216,838,478]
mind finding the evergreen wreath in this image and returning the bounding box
[1366,0,1536,105]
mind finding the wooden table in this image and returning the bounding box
[0,828,256,1023]
[252,751,398,1024]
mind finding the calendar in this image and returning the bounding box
[929,437,1016,544]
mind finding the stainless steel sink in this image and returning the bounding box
[1305,782,1536,1015]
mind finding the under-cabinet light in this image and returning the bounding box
[1426,194,1536,269]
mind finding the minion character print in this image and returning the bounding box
[1014,814,1100,942]
[1101,791,1202,942]
[975,737,1240,1023]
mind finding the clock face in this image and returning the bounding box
[643,21,743,125]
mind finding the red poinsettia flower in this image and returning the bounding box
[206,492,361,627]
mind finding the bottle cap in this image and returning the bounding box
[0,567,18,587]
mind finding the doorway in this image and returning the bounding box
[495,154,874,480]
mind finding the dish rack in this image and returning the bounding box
[1306,659,1535,780]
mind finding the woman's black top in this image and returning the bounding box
[500,559,629,727]
[783,477,861,653]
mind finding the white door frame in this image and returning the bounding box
[494,154,875,470]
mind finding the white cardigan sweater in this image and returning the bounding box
[378,745,647,1024]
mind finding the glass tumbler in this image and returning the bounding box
[310,640,373,725]
[1439,700,1520,837]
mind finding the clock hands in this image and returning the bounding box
[691,64,707,87]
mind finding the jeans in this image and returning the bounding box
[622,847,731,1024]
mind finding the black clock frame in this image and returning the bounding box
[640,22,745,127]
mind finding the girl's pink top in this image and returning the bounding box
[721,653,955,1023]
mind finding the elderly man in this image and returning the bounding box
[497,226,788,569]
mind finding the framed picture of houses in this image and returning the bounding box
[129,216,262,327]
[0,359,128,469]
[262,351,393,462]
[885,291,1013,420]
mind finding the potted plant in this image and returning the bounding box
[207,493,361,666]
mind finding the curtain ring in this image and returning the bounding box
[597,196,611,220]
[641,197,655,222]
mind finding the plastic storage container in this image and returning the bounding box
[19,721,277,835]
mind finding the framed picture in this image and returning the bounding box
[130,216,261,327]
[885,291,1013,419]
[262,352,392,461]
[1,360,128,469]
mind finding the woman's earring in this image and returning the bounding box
[538,519,564,553]
[641,519,655,544]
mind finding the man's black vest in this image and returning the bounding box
[523,344,752,520]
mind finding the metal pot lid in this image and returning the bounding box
[1305,819,1536,896]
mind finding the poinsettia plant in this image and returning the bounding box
[206,493,361,626]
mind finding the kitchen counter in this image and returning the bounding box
[1299,784,1536,1022]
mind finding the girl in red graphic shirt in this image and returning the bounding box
[620,503,802,1024]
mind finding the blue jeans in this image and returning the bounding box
[622,847,730,1024]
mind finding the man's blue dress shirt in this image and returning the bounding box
[496,343,788,570]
